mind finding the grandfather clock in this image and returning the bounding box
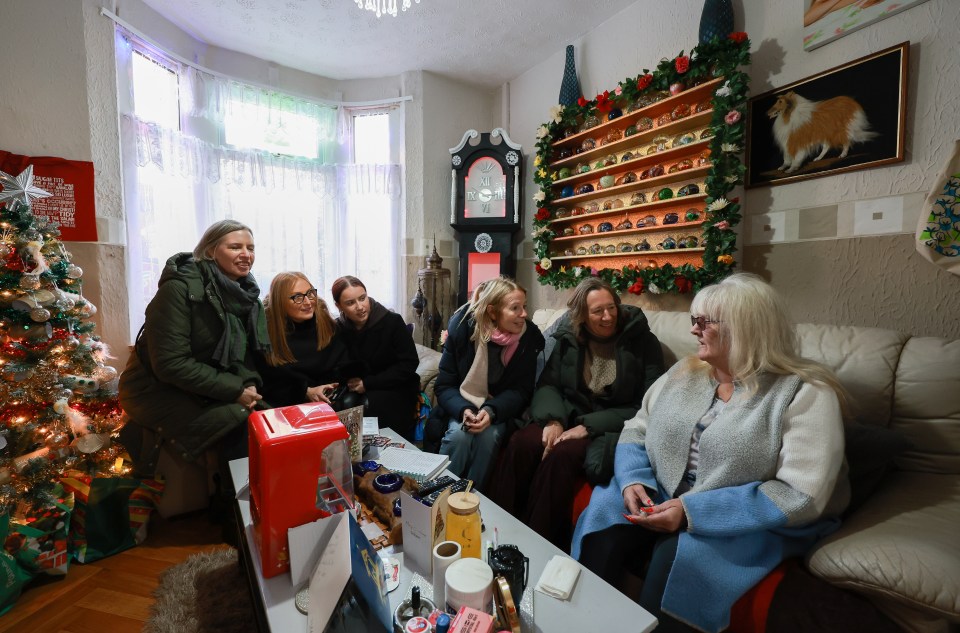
[449,128,523,305]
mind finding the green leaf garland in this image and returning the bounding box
[532,34,751,295]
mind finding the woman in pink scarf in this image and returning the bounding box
[423,277,544,491]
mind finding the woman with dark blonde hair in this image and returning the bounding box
[333,275,420,440]
[574,273,849,633]
[257,271,348,407]
[423,277,544,490]
[489,276,664,550]
[119,219,270,532]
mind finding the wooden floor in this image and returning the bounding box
[1,511,228,633]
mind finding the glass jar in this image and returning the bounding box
[446,492,482,559]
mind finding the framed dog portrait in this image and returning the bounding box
[745,42,908,189]
[803,0,931,51]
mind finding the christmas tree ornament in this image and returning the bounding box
[45,432,71,449]
[73,432,108,454]
[19,274,42,290]
[66,264,83,279]
[0,243,12,259]
[0,166,52,205]
[30,308,51,322]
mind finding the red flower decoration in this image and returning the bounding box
[729,32,748,44]
[535,207,551,221]
[535,264,547,276]
[674,276,692,294]
[577,96,588,107]
[675,56,690,74]
[637,74,653,90]
[595,90,612,114]
[628,279,645,295]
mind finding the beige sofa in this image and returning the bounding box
[531,308,960,633]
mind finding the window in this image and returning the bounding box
[131,50,180,129]
[223,98,320,158]
[118,32,403,341]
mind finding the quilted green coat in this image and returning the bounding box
[529,304,664,484]
[119,254,265,467]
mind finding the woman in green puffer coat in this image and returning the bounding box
[489,277,664,550]
[119,220,271,483]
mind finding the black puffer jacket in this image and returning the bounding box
[423,305,545,453]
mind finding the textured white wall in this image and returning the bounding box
[508,0,960,338]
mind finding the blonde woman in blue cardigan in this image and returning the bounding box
[573,273,850,633]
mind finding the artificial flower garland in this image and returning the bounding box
[531,33,751,295]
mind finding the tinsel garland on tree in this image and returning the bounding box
[531,33,751,295]
[0,173,127,517]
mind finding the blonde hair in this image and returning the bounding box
[469,276,526,343]
[566,277,621,340]
[263,271,336,366]
[690,273,846,403]
[193,219,253,260]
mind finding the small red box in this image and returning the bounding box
[248,404,352,578]
[449,606,495,633]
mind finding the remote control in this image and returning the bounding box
[423,478,472,506]
[417,476,456,498]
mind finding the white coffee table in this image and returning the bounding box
[229,431,657,633]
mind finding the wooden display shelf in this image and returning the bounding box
[551,247,706,262]
[549,77,723,151]
[551,219,705,243]
[547,165,710,206]
[549,111,713,171]
[551,138,712,189]
[549,194,708,227]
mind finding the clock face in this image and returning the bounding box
[464,156,506,218]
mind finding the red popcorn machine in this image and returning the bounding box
[248,403,354,578]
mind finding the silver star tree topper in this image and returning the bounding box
[0,165,53,205]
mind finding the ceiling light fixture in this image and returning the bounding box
[355,0,421,19]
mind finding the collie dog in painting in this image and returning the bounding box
[767,90,876,173]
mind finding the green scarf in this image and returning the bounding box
[198,260,271,369]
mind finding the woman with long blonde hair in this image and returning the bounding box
[423,276,544,490]
[258,271,348,406]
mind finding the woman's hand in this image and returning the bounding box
[237,385,263,410]
[347,377,365,394]
[306,383,338,403]
[622,483,654,516]
[541,421,563,458]
[462,408,492,434]
[556,424,588,444]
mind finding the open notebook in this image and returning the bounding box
[377,446,450,482]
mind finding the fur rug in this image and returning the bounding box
[144,547,257,633]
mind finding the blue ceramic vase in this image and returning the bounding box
[699,0,734,45]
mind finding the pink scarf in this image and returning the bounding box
[490,325,525,366]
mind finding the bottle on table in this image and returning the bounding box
[445,491,482,559]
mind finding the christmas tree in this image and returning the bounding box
[0,166,127,516]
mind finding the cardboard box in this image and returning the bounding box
[449,606,495,633]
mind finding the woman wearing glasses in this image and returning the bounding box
[258,272,349,407]
[573,274,849,633]
[333,276,420,441]
[489,277,664,550]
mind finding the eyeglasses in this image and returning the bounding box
[690,315,721,330]
[289,289,318,305]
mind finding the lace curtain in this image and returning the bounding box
[116,27,402,340]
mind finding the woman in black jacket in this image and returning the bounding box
[333,276,420,441]
[423,277,544,491]
[258,271,349,407]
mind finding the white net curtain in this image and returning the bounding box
[116,27,402,341]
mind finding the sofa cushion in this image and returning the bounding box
[796,324,908,428]
[891,336,960,475]
[844,423,909,515]
[806,470,960,622]
[414,343,441,403]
